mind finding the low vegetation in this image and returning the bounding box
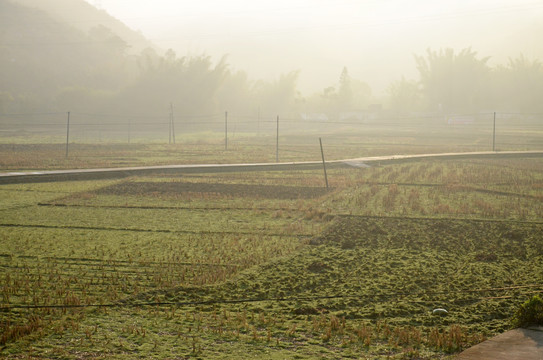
[512,295,543,328]
[1,153,542,358]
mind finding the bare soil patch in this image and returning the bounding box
[94,181,330,199]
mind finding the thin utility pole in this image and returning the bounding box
[128,118,131,144]
[225,111,228,150]
[492,112,496,151]
[276,115,279,162]
[65,111,70,158]
[170,103,176,144]
[319,137,329,189]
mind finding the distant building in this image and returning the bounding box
[368,104,383,113]
[447,115,474,125]
[339,112,368,122]
[300,113,329,122]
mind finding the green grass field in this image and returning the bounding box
[1,150,542,358]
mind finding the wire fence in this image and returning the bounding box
[1,110,542,154]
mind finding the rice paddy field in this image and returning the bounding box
[0,130,542,358]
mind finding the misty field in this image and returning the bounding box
[1,113,542,171]
[1,153,542,359]
[3,1,543,357]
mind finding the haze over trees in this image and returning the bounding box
[410,48,543,115]
[1,0,542,122]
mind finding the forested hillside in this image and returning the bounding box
[11,0,154,54]
[0,0,138,113]
[0,0,301,119]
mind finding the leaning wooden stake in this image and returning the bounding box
[319,137,329,189]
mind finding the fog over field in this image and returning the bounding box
[85,0,543,95]
[2,0,543,119]
[1,2,543,358]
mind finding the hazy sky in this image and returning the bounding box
[85,0,543,96]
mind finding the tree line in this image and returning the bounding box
[389,48,543,115]
[1,1,542,121]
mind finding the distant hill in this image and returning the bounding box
[0,0,236,117]
[9,0,155,54]
[0,0,148,112]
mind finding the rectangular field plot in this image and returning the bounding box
[94,181,331,200]
[323,159,543,221]
[0,205,320,235]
